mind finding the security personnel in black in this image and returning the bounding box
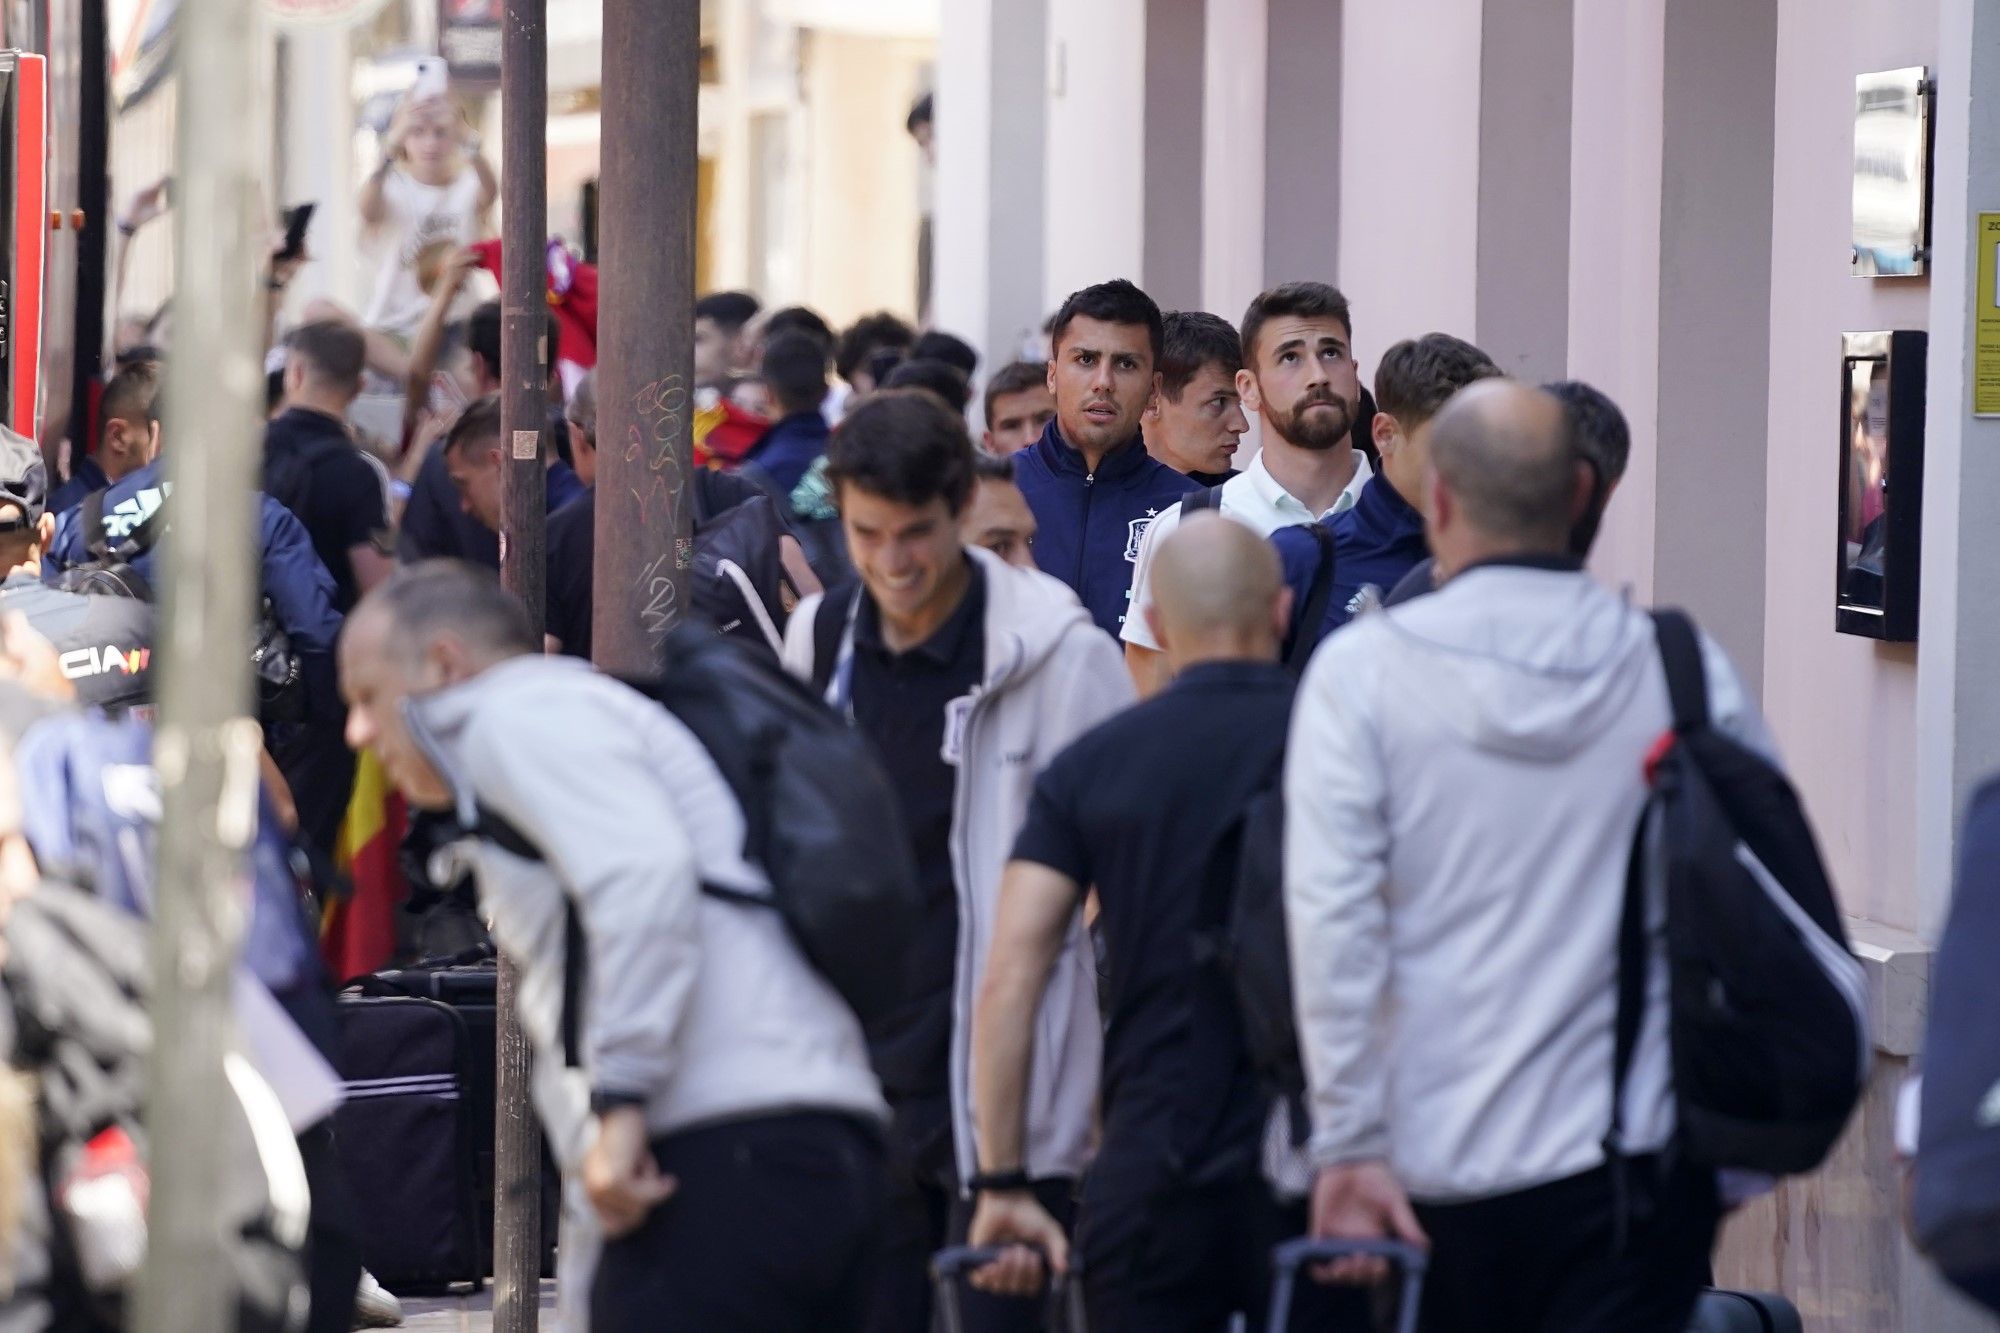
[964,513,1367,1332]
[0,428,153,711]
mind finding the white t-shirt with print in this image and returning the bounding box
[364,165,486,338]
[1120,450,1373,651]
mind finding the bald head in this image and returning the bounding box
[1428,380,1579,553]
[1145,512,1289,668]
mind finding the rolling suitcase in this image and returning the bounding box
[932,1245,1086,1333]
[333,990,485,1291]
[1268,1238,1425,1333]
[359,956,562,1280]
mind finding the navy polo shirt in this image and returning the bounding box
[844,559,985,1163]
[1013,419,1198,638]
[1273,471,1430,650]
[1011,658,1293,1185]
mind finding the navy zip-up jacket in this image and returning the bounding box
[1273,471,1430,650]
[1014,420,1198,637]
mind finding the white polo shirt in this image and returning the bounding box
[1120,450,1373,651]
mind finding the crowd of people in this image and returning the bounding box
[0,74,1974,1333]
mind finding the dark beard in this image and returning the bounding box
[1278,395,1353,451]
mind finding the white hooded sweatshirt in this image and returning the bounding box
[1283,562,1773,1203]
[784,547,1134,1184]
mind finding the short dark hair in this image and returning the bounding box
[102,361,162,428]
[907,92,934,136]
[1049,279,1164,367]
[835,312,915,384]
[1240,282,1352,366]
[972,452,1017,483]
[467,299,560,382]
[825,389,976,516]
[1160,311,1243,401]
[695,291,760,335]
[911,330,978,377]
[763,305,835,354]
[982,360,1049,428]
[443,394,503,458]
[761,332,830,416]
[883,358,971,415]
[364,559,538,667]
[287,319,366,389]
[1543,380,1632,485]
[1372,333,1503,427]
[863,347,907,390]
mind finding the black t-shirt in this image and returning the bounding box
[542,471,773,662]
[1012,658,1293,1185]
[545,489,595,659]
[262,408,388,612]
[397,440,499,570]
[0,572,155,709]
[844,560,985,1148]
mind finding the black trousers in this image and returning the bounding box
[1076,1164,1369,1333]
[591,1113,889,1333]
[1412,1157,1720,1333]
[296,1121,362,1333]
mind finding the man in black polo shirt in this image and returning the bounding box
[265,320,392,612]
[966,513,1365,1332]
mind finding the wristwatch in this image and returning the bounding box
[966,1169,1034,1194]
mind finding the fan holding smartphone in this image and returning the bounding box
[357,57,498,338]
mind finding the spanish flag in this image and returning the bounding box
[321,749,409,981]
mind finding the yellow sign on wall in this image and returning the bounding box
[1976,213,2000,415]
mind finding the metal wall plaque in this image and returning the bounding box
[1853,67,1934,277]
[1837,331,1926,641]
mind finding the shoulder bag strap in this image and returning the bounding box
[1284,524,1338,676]
[1649,608,1710,734]
[1180,484,1222,515]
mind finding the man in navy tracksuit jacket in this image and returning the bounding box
[1014,280,1198,637]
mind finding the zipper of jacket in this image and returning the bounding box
[1073,470,1095,594]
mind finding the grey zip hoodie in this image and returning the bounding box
[785,547,1134,1184]
[1283,564,1773,1203]
[407,655,886,1170]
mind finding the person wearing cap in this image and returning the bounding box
[0,428,153,711]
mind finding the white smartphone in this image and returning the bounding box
[412,56,449,103]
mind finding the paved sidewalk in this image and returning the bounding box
[402,1281,559,1332]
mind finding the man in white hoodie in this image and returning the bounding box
[340,561,889,1333]
[1284,381,1772,1330]
[782,389,1131,1332]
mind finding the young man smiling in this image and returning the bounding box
[1012,279,1198,638]
[1120,283,1375,695]
[783,390,1130,1333]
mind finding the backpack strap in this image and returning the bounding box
[1285,524,1338,676]
[1181,484,1223,515]
[1650,609,1710,734]
[809,587,854,696]
[82,489,111,561]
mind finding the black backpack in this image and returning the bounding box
[690,487,791,658]
[1611,611,1867,1178]
[55,490,306,723]
[477,625,922,1054]
[1182,493,1337,674]
[1914,774,2000,1312]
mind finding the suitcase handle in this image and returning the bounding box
[1268,1237,1427,1333]
[931,1245,1085,1333]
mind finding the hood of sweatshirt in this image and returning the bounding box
[1371,561,1656,763]
[966,544,1102,696]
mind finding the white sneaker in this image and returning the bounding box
[353,1269,404,1328]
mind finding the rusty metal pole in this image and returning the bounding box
[593,0,699,675]
[133,0,264,1326]
[495,0,547,1326]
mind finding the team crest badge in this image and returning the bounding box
[1124,516,1155,563]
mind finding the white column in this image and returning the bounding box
[1043,0,1148,312]
[1917,0,2000,933]
[934,0,1047,365]
[1200,0,1267,319]
[278,25,358,313]
[1144,0,1205,312]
